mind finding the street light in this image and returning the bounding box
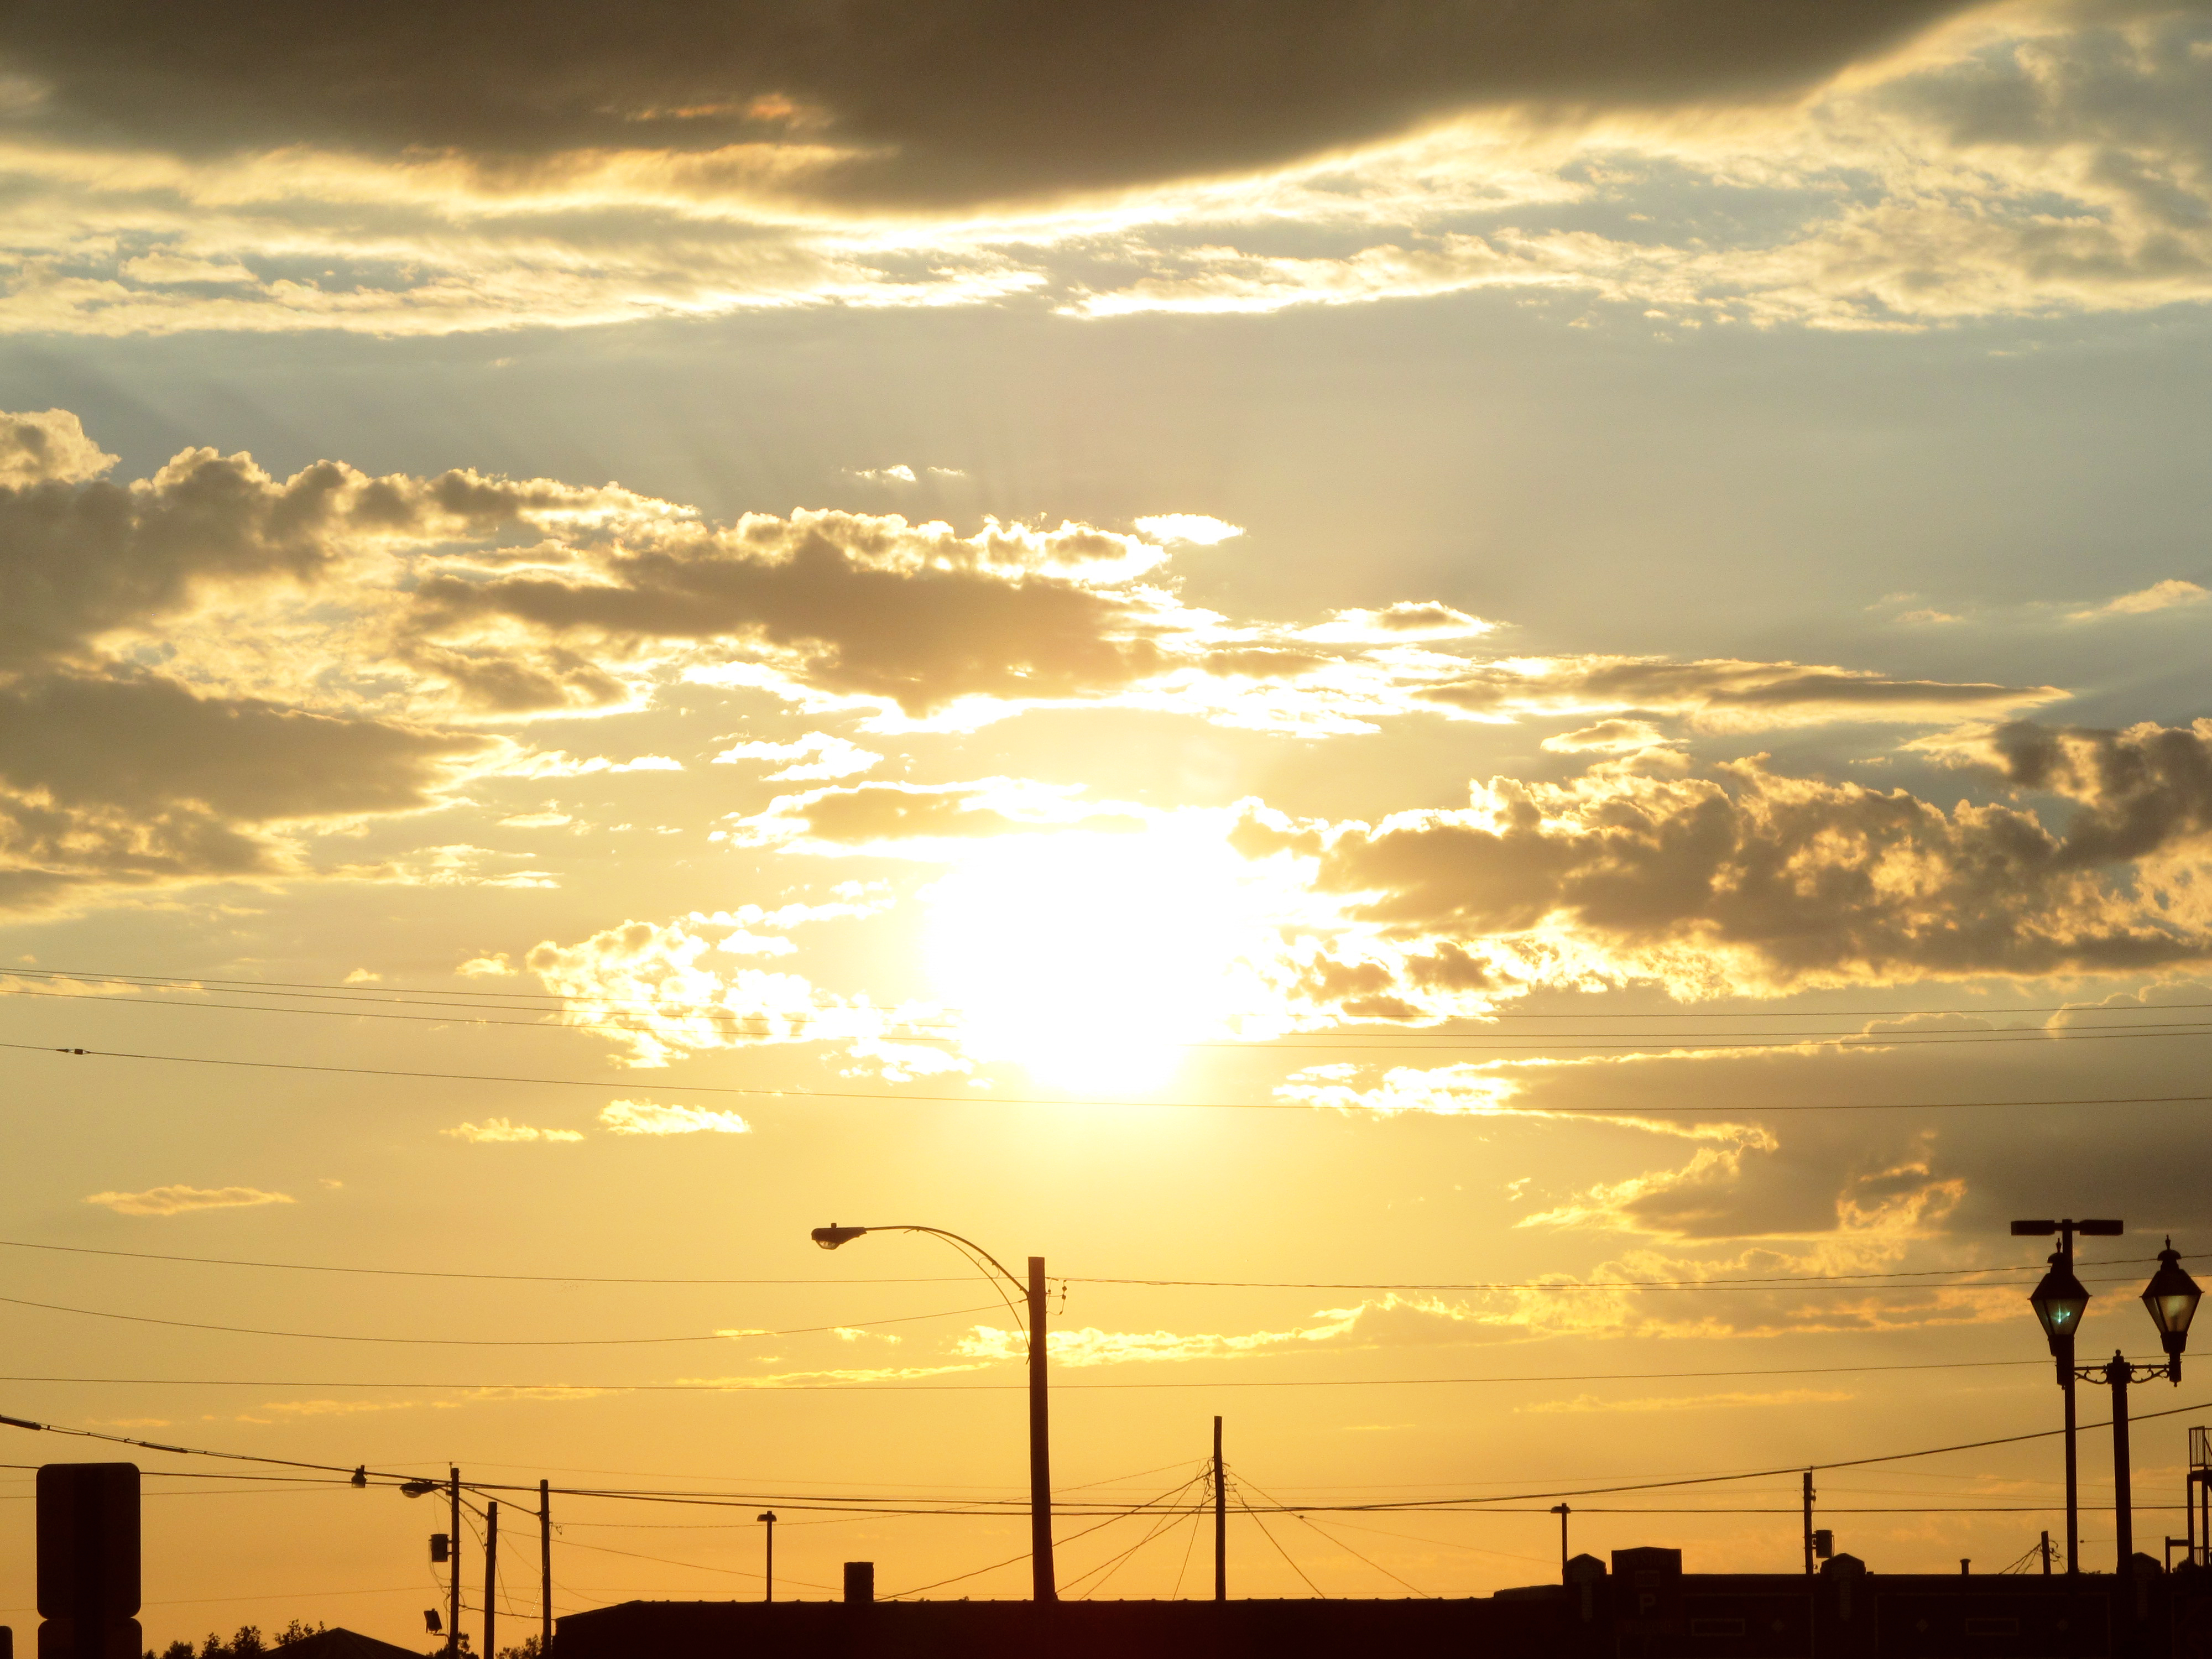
[2142,1241,2203,1371]
[758,1510,776,1603]
[812,1222,1057,1601]
[2014,1219,2203,1590]
[2028,1253,2090,1363]
[2013,1217,2120,1575]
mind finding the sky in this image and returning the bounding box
[6,0,2212,1642]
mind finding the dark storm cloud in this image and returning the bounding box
[0,0,1973,205]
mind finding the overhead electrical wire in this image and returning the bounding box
[17,963,2209,1022]
[2,1236,2191,1291]
[7,1397,2210,1517]
[0,1291,1002,1347]
[15,1036,2212,1117]
[0,1355,2083,1394]
[11,979,2212,1052]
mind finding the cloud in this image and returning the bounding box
[1133,514,1244,547]
[598,1098,753,1135]
[443,1118,585,1144]
[0,3,1965,206]
[711,732,882,780]
[2068,579,2209,621]
[851,465,917,483]
[1,10,2208,335]
[1520,1389,1855,1413]
[504,752,685,777]
[1542,718,1672,754]
[0,409,116,486]
[0,408,2090,921]
[524,913,902,1066]
[724,778,1118,853]
[1282,717,2212,999]
[953,1293,1515,1368]
[84,1185,295,1215]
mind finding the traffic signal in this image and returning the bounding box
[36,1464,141,1659]
[1813,1530,1835,1559]
[431,1534,451,1563]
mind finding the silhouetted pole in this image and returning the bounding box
[2063,1336,2080,1574]
[539,1480,552,1657]
[1801,1471,1815,1575]
[1552,1504,1569,1579]
[1213,1417,1227,1601]
[1029,1256,1056,1602]
[484,1500,498,1659]
[758,1511,776,1601]
[447,1468,462,1656]
[2106,1352,2135,1587]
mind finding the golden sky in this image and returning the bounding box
[5,0,2212,1642]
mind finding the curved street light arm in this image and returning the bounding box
[815,1222,1032,1334]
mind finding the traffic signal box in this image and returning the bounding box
[36,1463,141,1659]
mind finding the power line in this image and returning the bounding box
[0,1292,1001,1347]
[8,1399,2209,1518]
[0,1238,972,1286]
[0,1355,2071,1394]
[2,1236,2188,1291]
[15,980,2212,1052]
[18,1036,2212,1117]
[23,964,2209,1022]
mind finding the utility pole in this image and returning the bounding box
[447,1469,462,1655]
[1213,1416,1226,1602]
[2106,1352,2135,1587]
[1801,1471,1815,1576]
[539,1480,552,1657]
[758,1511,776,1601]
[2041,1531,2053,1575]
[1552,1504,1571,1579]
[1028,1256,1056,1603]
[484,1501,498,1659]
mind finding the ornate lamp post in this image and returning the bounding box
[2014,1220,2202,1584]
[813,1223,1056,1601]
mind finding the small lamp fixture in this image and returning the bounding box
[812,1223,869,1250]
[2028,1251,2091,1353]
[350,1465,368,1488]
[2140,1238,2203,1375]
[401,1478,439,1498]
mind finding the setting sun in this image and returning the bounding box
[922,827,1277,1094]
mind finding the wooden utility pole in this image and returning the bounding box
[1028,1256,1056,1602]
[539,1480,552,1657]
[1801,1472,1815,1575]
[447,1469,462,1655]
[1213,1416,1226,1601]
[484,1500,498,1659]
[1552,1504,1571,1578]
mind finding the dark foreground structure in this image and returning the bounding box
[559,1548,2212,1659]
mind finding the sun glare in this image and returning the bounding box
[922,827,1274,1095]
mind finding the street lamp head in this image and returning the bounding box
[758,1510,776,1524]
[2028,1250,2091,1354]
[812,1223,869,1250]
[400,1478,439,1498]
[2140,1238,2202,1360]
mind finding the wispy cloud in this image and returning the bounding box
[598,1099,753,1135]
[2068,580,2208,622]
[443,1119,585,1144]
[84,1185,295,1216]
